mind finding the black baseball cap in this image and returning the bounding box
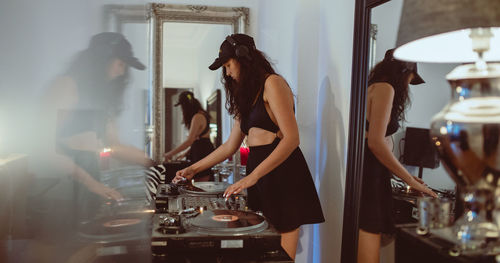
[208,34,256,70]
[384,49,424,85]
[89,32,146,70]
[174,91,194,106]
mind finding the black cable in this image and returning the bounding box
[399,137,405,163]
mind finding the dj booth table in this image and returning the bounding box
[2,163,293,263]
[72,164,293,263]
[395,225,496,263]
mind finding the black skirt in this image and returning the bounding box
[246,138,325,233]
[359,140,395,234]
[188,137,215,179]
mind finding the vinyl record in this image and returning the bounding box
[78,213,150,242]
[186,209,268,236]
[179,182,229,195]
[102,218,142,228]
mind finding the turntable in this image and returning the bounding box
[157,191,246,214]
[151,210,292,262]
[185,209,268,236]
[178,181,229,196]
[155,182,235,213]
[78,212,152,243]
[151,182,292,262]
[75,212,153,262]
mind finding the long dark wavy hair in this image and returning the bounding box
[221,49,276,120]
[65,46,130,118]
[178,96,209,130]
[368,57,413,122]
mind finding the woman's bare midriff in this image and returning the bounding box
[247,127,280,147]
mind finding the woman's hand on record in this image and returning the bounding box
[163,152,174,162]
[408,178,438,198]
[89,182,123,201]
[223,175,258,199]
[173,166,196,183]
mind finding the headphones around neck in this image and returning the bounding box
[225,35,252,61]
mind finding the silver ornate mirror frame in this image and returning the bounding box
[149,3,249,161]
[102,5,148,32]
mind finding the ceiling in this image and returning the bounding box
[163,22,213,49]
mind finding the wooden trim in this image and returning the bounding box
[367,0,391,8]
[206,89,222,148]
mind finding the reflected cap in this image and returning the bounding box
[384,49,425,85]
[174,91,195,106]
[89,32,146,70]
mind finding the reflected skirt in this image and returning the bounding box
[188,138,215,179]
[359,140,395,234]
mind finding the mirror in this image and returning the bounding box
[103,4,152,156]
[341,1,390,261]
[149,4,249,162]
[343,0,458,262]
[370,0,455,191]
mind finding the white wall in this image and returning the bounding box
[256,0,355,262]
[195,25,233,142]
[196,25,231,101]
[163,46,199,88]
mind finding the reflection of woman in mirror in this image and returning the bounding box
[358,49,437,263]
[43,32,155,220]
[164,91,215,181]
[174,33,324,259]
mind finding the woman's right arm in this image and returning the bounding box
[174,119,245,181]
[164,113,205,161]
[367,83,437,197]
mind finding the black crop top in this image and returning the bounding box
[240,89,280,135]
[199,113,210,137]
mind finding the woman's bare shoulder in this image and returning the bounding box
[368,82,394,96]
[191,112,206,123]
[45,76,78,108]
[264,74,287,87]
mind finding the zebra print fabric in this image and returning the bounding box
[144,164,166,202]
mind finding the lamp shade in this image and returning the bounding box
[394,0,500,63]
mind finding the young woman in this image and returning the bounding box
[358,49,438,263]
[44,32,155,218]
[164,91,215,181]
[174,33,324,259]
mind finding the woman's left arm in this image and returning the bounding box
[164,113,204,161]
[105,120,156,167]
[224,75,299,198]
